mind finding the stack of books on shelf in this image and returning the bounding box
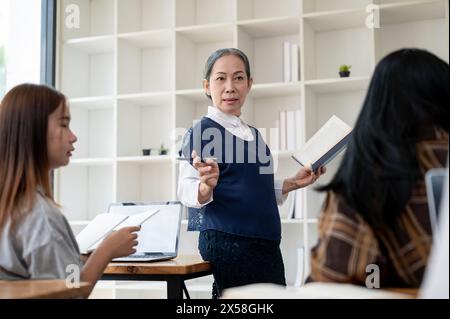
[283,41,299,83]
[278,109,303,151]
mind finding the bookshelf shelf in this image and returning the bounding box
[56,0,448,296]
[237,0,301,20]
[302,8,368,32]
[175,89,205,102]
[250,82,302,97]
[238,16,300,37]
[117,92,172,106]
[379,0,447,25]
[304,76,371,93]
[116,156,172,164]
[70,158,115,166]
[176,23,235,42]
[117,29,173,48]
[64,35,116,54]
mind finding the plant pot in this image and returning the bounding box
[142,149,151,156]
[159,150,168,155]
[339,71,351,78]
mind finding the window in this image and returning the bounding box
[0,0,42,99]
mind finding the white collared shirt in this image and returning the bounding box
[177,106,288,208]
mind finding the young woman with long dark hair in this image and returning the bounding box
[0,84,139,295]
[309,48,449,288]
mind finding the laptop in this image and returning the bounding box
[425,168,446,235]
[108,201,182,262]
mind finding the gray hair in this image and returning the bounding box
[203,48,252,100]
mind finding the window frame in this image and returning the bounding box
[40,0,56,86]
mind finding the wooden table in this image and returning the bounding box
[386,288,419,298]
[0,280,91,299]
[102,255,212,299]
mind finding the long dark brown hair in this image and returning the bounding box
[0,83,67,231]
[318,49,449,229]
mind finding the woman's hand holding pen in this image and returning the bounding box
[282,165,326,195]
[192,150,220,204]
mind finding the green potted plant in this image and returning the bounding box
[159,144,169,156]
[339,64,351,78]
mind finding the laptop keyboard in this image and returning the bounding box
[130,252,165,258]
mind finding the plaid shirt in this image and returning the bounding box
[309,128,448,288]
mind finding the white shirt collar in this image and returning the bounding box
[206,106,254,141]
[207,106,242,128]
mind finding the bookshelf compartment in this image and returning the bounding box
[174,95,208,133]
[116,162,174,202]
[374,1,449,63]
[237,0,301,20]
[302,19,374,80]
[175,26,234,90]
[62,0,115,40]
[58,164,114,221]
[117,98,173,158]
[280,225,305,286]
[304,86,366,143]
[303,85,367,219]
[117,0,174,33]
[374,0,441,6]
[237,23,300,84]
[175,0,235,27]
[245,94,302,152]
[117,32,173,94]
[70,103,114,159]
[61,39,115,99]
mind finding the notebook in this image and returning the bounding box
[108,201,183,262]
[292,115,352,172]
[76,209,160,254]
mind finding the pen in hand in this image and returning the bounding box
[176,156,218,163]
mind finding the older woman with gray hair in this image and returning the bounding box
[177,48,325,298]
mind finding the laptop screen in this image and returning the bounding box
[108,202,182,254]
[425,169,446,234]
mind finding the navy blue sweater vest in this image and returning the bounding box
[181,117,281,240]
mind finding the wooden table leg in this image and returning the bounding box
[167,278,184,299]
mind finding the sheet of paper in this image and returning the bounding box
[87,209,161,252]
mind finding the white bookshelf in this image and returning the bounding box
[55,0,449,297]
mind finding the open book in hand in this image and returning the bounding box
[76,209,160,254]
[292,115,352,172]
